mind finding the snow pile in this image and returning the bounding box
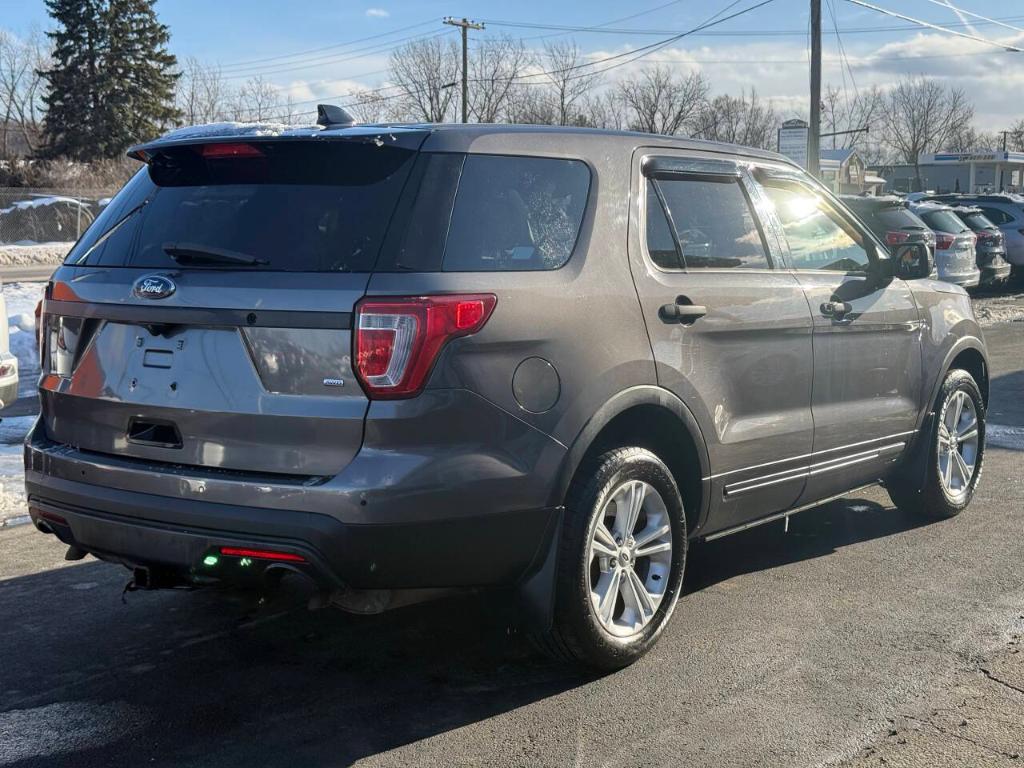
[0,195,85,215]
[0,242,70,266]
[5,281,44,380]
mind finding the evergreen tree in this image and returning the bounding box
[103,0,180,152]
[40,0,179,160]
[40,0,106,159]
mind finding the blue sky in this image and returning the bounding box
[4,0,1024,126]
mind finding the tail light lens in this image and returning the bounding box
[884,231,911,246]
[935,233,956,249]
[354,294,497,399]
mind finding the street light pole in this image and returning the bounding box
[808,0,822,178]
[443,17,484,123]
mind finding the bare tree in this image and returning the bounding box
[176,56,229,125]
[820,84,882,150]
[468,35,530,123]
[347,88,393,123]
[617,65,708,136]
[531,41,603,126]
[389,37,459,122]
[0,28,49,158]
[691,88,778,150]
[231,76,281,122]
[1008,118,1024,152]
[944,124,998,153]
[877,76,974,191]
[580,90,627,131]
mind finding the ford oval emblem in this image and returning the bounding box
[133,275,176,300]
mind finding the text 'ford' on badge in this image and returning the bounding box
[133,275,176,300]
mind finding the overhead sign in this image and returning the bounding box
[778,119,809,169]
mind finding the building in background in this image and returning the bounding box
[876,151,1024,195]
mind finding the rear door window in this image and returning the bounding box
[646,175,771,270]
[70,140,420,271]
[441,154,590,271]
[874,207,927,231]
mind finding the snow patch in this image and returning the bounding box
[6,281,45,379]
[158,121,322,141]
[0,243,71,266]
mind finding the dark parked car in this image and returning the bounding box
[949,205,1012,287]
[27,112,989,669]
[840,195,936,276]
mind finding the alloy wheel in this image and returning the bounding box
[587,480,674,637]
[938,389,980,500]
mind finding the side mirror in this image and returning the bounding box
[891,242,933,280]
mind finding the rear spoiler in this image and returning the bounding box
[127,120,430,162]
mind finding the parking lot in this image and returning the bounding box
[0,299,1021,766]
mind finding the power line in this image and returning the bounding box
[214,19,438,70]
[220,29,456,81]
[918,0,1024,36]
[255,0,775,123]
[844,0,1024,51]
[479,14,1024,37]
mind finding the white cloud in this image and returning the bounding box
[365,8,389,18]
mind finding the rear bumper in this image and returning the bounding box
[26,475,559,590]
[24,387,568,590]
[980,261,1012,285]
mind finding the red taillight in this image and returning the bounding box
[353,294,497,399]
[885,231,910,246]
[199,142,264,159]
[219,546,306,563]
[935,233,956,249]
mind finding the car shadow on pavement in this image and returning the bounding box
[685,496,931,593]
[2,495,935,767]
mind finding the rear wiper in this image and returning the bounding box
[70,200,149,265]
[163,242,270,267]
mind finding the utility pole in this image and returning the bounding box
[808,0,822,178]
[443,17,484,123]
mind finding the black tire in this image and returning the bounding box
[533,447,687,670]
[888,369,985,519]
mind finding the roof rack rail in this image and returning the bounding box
[317,104,357,129]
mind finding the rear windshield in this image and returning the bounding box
[918,209,968,234]
[66,140,418,271]
[957,211,996,231]
[872,207,928,231]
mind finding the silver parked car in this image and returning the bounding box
[909,201,980,288]
[27,113,989,669]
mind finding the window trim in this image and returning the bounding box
[753,167,886,276]
[640,162,776,273]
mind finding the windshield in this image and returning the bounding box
[65,140,418,271]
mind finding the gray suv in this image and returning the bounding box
[27,114,989,669]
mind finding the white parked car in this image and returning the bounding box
[0,280,18,408]
[909,201,980,288]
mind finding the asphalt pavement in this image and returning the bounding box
[0,325,1022,768]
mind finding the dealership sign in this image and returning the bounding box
[778,119,809,169]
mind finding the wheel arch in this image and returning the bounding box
[551,385,712,538]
